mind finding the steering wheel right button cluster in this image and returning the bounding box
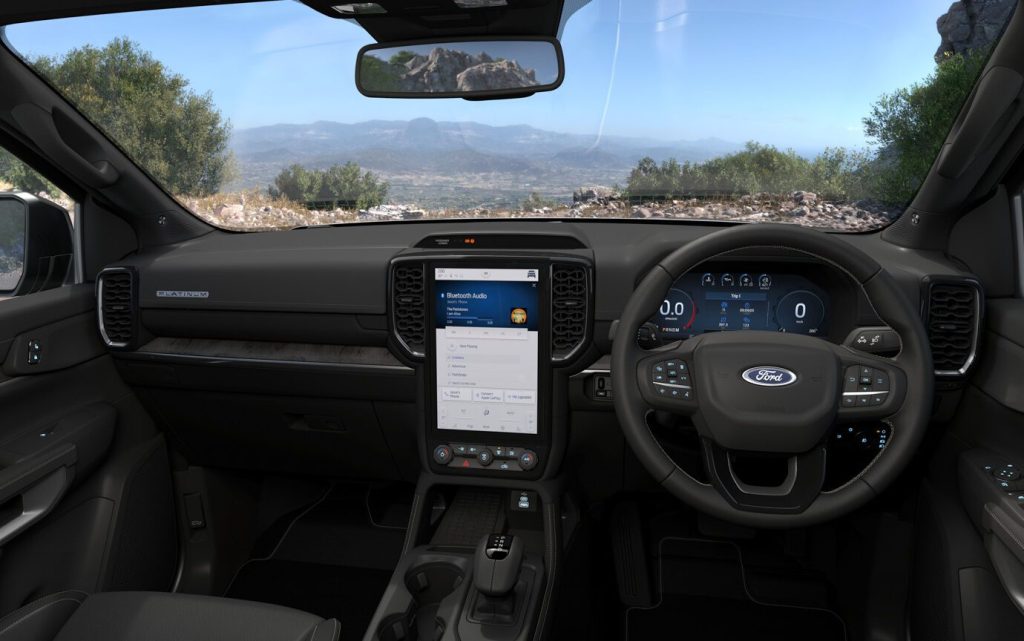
[841,364,890,409]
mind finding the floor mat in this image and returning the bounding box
[225,484,412,641]
[627,594,846,641]
[626,538,846,641]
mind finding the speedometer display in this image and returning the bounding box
[648,270,829,343]
[656,288,696,340]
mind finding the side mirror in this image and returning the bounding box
[0,193,73,297]
[356,37,564,99]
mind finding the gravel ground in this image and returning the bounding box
[187,190,901,233]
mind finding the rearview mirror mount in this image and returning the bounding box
[356,37,564,99]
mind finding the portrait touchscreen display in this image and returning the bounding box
[433,267,539,435]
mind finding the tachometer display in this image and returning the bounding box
[776,290,826,333]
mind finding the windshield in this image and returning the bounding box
[2,0,1012,232]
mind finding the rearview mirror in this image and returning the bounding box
[0,193,73,297]
[356,37,564,99]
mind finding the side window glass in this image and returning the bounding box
[0,148,76,301]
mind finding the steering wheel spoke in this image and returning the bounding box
[635,344,699,415]
[701,439,827,514]
[830,345,907,423]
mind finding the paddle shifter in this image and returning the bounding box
[474,533,523,597]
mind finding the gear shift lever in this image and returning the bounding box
[474,533,523,597]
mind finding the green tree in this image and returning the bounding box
[520,191,558,211]
[32,38,233,196]
[863,48,990,204]
[360,55,403,93]
[269,162,388,209]
[0,149,58,196]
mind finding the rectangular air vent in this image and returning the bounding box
[551,263,590,361]
[391,262,426,358]
[98,267,136,349]
[923,278,982,377]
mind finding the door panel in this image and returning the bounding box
[920,297,1024,640]
[0,283,177,610]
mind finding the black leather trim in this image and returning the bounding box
[52,592,329,641]
[307,618,341,641]
[0,591,87,641]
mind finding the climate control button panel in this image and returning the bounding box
[432,443,538,473]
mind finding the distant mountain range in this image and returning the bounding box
[226,118,743,208]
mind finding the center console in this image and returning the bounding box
[391,250,593,480]
[375,239,594,641]
[427,262,550,477]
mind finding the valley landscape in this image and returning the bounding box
[226,117,741,210]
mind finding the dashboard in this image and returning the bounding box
[102,221,979,487]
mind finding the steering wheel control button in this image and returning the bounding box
[433,445,453,465]
[840,364,892,413]
[848,327,900,354]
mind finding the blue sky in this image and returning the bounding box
[4,0,952,150]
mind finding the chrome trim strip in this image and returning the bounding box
[1014,194,1024,299]
[96,267,132,349]
[117,350,415,373]
[653,381,691,390]
[388,259,425,359]
[842,390,889,397]
[72,201,84,284]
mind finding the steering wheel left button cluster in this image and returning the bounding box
[652,359,692,399]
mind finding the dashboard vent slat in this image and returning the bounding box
[98,268,136,348]
[392,263,426,357]
[551,264,589,361]
[924,280,980,377]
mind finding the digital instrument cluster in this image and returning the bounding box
[642,270,829,346]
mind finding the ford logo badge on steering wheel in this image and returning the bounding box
[741,366,798,387]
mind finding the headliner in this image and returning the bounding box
[0,0,566,42]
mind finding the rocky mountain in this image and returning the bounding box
[935,0,1015,61]
[231,119,739,174]
[394,48,538,93]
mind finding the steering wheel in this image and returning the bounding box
[611,224,933,528]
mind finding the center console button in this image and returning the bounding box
[478,448,494,466]
[433,445,453,465]
[518,450,538,471]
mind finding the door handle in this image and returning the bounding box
[11,103,120,188]
[0,443,76,546]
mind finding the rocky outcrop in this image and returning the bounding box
[400,48,537,93]
[935,0,1015,62]
[457,60,537,92]
[572,185,617,204]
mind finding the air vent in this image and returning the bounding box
[392,262,426,357]
[923,279,981,377]
[551,264,590,361]
[98,268,136,348]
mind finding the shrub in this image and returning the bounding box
[862,48,990,204]
[269,163,388,209]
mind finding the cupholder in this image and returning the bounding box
[376,562,464,641]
